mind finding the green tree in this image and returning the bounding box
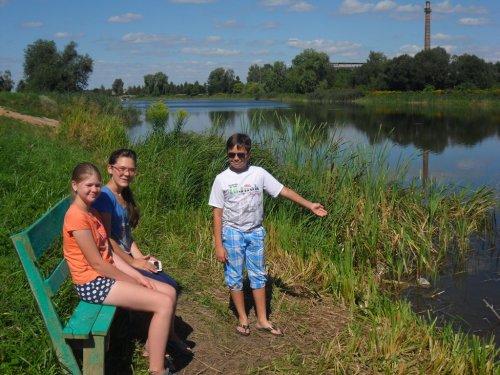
[112,78,124,95]
[144,72,169,96]
[272,61,288,92]
[247,64,262,83]
[23,39,93,92]
[207,67,235,95]
[384,54,416,91]
[413,47,450,90]
[354,51,388,89]
[449,54,493,89]
[287,49,334,93]
[0,70,14,92]
[16,80,26,92]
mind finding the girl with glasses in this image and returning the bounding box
[92,149,193,358]
[63,162,174,375]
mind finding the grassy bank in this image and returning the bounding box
[1,93,499,374]
[356,89,500,111]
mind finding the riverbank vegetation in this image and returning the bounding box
[1,93,499,373]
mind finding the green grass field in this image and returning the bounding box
[1,92,499,374]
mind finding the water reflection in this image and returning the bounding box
[125,98,500,344]
[125,99,500,188]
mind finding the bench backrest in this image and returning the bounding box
[10,196,81,374]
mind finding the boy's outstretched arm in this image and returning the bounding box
[279,187,328,217]
[212,207,228,263]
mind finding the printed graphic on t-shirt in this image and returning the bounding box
[225,183,262,212]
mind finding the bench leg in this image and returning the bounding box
[83,335,106,375]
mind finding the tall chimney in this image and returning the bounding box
[425,1,431,50]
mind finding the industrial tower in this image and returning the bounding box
[425,1,431,50]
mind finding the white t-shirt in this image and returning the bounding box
[209,166,284,232]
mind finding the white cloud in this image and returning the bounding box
[288,2,315,12]
[434,1,488,14]
[396,4,419,13]
[339,0,374,15]
[181,47,240,56]
[459,17,491,26]
[374,0,396,12]
[260,0,293,6]
[338,0,399,15]
[216,19,240,28]
[170,0,215,3]
[206,36,222,43]
[287,38,362,54]
[433,33,466,41]
[260,22,280,29]
[55,32,71,39]
[122,33,189,44]
[108,13,143,23]
[20,21,43,28]
[398,44,421,56]
[435,44,457,54]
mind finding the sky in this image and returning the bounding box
[0,0,498,89]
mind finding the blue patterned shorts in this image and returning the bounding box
[222,225,267,290]
[75,277,116,304]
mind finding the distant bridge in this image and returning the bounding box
[331,62,364,69]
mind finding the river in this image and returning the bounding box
[124,98,500,344]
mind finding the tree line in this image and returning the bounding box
[1,39,499,96]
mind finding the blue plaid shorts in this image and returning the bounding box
[222,225,267,290]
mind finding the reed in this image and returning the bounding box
[2,93,498,373]
[58,95,129,153]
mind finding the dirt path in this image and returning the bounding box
[164,286,349,374]
[0,106,59,127]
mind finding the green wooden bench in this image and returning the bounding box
[10,196,117,375]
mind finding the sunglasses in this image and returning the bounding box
[227,152,247,159]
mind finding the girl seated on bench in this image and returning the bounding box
[63,162,174,375]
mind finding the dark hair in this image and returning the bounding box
[226,133,251,152]
[108,149,140,228]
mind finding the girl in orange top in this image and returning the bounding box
[63,162,174,375]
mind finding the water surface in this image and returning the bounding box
[125,99,500,344]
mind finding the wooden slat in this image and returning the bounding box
[44,259,69,297]
[63,302,103,339]
[10,234,82,375]
[26,197,71,259]
[11,195,117,375]
[92,305,117,336]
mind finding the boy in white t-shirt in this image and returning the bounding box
[209,133,328,337]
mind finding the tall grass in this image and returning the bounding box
[1,92,498,373]
[58,95,129,153]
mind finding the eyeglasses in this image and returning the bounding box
[227,152,247,159]
[111,165,137,175]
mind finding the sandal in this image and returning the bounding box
[256,324,284,337]
[235,323,251,336]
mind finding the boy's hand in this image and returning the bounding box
[215,246,228,263]
[310,203,328,217]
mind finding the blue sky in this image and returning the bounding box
[1,0,498,89]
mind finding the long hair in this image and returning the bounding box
[108,149,140,228]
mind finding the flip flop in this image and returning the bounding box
[256,324,284,337]
[235,323,251,336]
